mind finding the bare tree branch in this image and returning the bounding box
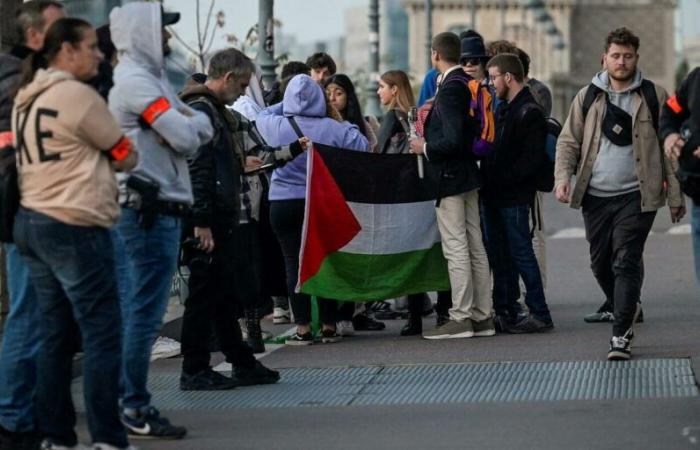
[204,27,218,55]
[201,0,216,49]
[169,28,200,57]
[195,0,203,69]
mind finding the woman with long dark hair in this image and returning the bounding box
[325,73,378,151]
[13,18,136,450]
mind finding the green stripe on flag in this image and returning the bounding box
[299,243,450,301]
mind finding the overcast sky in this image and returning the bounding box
[164,0,366,52]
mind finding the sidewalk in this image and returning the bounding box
[68,231,700,450]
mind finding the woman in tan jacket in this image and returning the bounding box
[12,17,136,450]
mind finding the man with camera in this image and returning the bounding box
[661,67,700,287]
[178,49,280,391]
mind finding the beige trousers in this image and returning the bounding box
[435,189,492,322]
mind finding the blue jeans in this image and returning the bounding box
[693,203,700,288]
[482,203,551,320]
[0,244,40,433]
[114,207,181,411]
[13,208,126,448]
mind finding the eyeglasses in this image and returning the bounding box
[461,58,482,67]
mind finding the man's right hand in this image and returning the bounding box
[194,227,215,253]
[663,132,685,161]
[555,182,571,204]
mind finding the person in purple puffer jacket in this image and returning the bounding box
[256,74,369,345]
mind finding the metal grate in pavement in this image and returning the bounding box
[72,359,698,411]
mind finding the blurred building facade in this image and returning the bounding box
[403,0,677,120]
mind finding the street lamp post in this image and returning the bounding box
[257,0,277,90]
[426,0,432,70]
[365,0,382,117]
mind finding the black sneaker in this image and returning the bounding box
[234,361,280,386]
[285,331,313,346]
[180,368,238,391]
[121,406,187,440]
[0,425,40,450]
[247,335,266,354]
[507,314,554,334]
[607,336,631,360]
[352,312,386,331]
[320,329,342,343]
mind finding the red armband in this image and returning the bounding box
[666,95,683,114]
[140,97,171,126]
[107,136,132,161]
[0,131,13,149]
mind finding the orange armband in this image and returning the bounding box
[0,131,13,149]
[107,136,132,161]
[139,97,171,127]
[666,95,683,114]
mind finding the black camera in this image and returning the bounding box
[181,236,212,271]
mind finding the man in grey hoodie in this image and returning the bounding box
[108,2,214,439]
[555,28,684,361]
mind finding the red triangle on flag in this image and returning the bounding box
[298,147,361,288]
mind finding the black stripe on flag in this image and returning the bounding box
[314,143,438,204]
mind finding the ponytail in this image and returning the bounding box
[19,49,48,90]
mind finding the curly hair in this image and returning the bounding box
[487,39,517,57]
[605,27,640,53]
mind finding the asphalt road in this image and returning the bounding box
[73,194,700,450]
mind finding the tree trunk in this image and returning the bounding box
[0,0,21,325]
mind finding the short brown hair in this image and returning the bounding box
[306,52,336,75]
[487,39,517,57]
[431,32,460,64]
[14,0,64,44]
[605,27,640,53]
[486,53,524,83]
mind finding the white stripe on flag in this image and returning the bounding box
[340,201,441,255]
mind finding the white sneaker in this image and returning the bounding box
[150,336,181,361]
[273,307,291,324]
[337,320,355,336]
[93,444,139,450]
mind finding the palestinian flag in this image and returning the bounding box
[298,144,449,301]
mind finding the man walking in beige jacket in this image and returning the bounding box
[555,28,684,361]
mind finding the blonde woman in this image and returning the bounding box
[375,70,415,154]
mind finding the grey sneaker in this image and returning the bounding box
[422,319,474,340]
[471,318,496,337]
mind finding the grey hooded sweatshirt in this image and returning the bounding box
[108,2,214,205]
[588,70,644,197]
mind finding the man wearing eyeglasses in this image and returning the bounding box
[481,53,554,334]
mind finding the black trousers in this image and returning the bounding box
[269,199,337,325]
[407,291,452,316]
[180,228,257,375]
[581,191,655,336]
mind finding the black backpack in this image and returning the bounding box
[581,79,659,133]
[519,103,560,192]
[0,96,39,243]
[580,79,666,192]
